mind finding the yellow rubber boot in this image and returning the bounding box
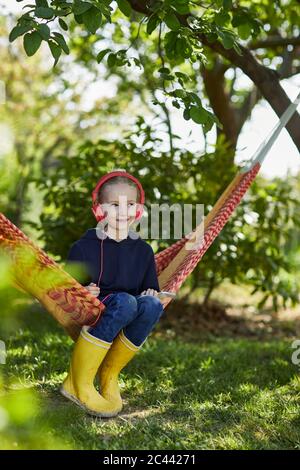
[97,329,143,413]
[60,326,120,418]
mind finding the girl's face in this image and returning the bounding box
[100,183,139,230]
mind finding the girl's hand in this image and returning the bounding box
[140,288,160,297]
[140,289,169,308]
[85,283,100,297]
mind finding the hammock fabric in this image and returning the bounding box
[1,91,299,341]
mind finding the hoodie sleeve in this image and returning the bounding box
[66,243,92,285]
[139,248,160,293]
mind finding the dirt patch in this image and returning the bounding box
[155,297,300,341]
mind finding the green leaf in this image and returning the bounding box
[96,48,111,63]
[161,74,174,81]
[203,116,215,132]
[174,71,191,82]
[37,23,50,40]
[158,67,170,74]
[53,32,69,54]
[73,1,93,15]
[74,14,84,25]
[35,6,54,19]
[189,92,202,107]
[206,32,218,43]
[164,11,181,31]
[215,11,230,27]
[59,18,68,31]
[9,24,32,42]
[183,108,190,121]
[115,50,127,66]
[175,37,191,59]
[190,106,208,124]
[164,31,178,48]
[82,6,102,34]
[172,3,190,15]
[133,57,142,69]
[174,88,186,98]
[36,0,48,6]
[23,31,42,56]
[107,53,116,67]
[232,13,248,27]
[116,0,132,18]
[147,14,160,35]
[219,31,235,49]
[223,0,232,11]
[48,40,61,66]
[238,23,252,40]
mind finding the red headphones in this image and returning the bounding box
[91,169,145,223]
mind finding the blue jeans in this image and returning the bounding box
[87,292,164,347]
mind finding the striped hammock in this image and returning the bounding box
[1,91,299,341]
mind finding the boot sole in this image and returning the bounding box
[59,386,119,418]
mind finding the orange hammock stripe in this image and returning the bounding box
[0,214,105,340]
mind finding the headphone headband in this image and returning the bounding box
[92,170,145,207]
[91,170,145,222]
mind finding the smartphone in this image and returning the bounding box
[157,291,176,299]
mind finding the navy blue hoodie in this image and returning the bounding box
[66,228,160,297]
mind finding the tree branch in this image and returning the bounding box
[201,59,239,150]
[248,35,300,50]
[127,0,300,151]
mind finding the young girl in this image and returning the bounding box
[61,169,164,417]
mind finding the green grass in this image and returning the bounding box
[1,302,300,450]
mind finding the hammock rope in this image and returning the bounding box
[156,90,300,307]
[0,90,299,340]
[0,213,106,339]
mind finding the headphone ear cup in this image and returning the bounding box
[92,204,105,222]
[135,204,144,221]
